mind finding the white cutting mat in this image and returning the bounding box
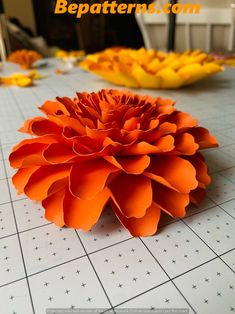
[0,60,234,314]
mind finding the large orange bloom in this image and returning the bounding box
[8,50,42,69]
[9,90,218,236]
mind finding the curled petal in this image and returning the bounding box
[42,189,65,227]
[47,178,68,196]
[189,127,218,149]
[19,117,45,134]
[9,143,49,168]
[145,156,198,194]
[19,117,63,136]
[156,98,176,114]
[153,182,190,218]
[123,117,140,131]
[110,173,152,218]
[168,112,198,131]
[86,127,122,143]
[39,100,70,116]
[104,155,150,174]
[185,154,211,186]
[11,135,64,152]
[155,135,175,152]
[30,119,63,136]
[158,122,177,134]
[73,136,102,155]
[43,143,77,163]
[69,159,119,200]
[12,167,39,194]
[174,133,199,155]
[57,116,85,134]
[112,200,161,237]
[24,165,71,201]
[64,188,111,231]
[121,142,160,155]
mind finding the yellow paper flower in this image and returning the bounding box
[55,49,85,59]
[0,71,44,87]
[80,48,223,89]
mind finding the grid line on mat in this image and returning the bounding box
[0,145,35,314]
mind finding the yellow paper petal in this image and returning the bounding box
[15,77,33,87]
[203,63,224,74]
[132,64,160,88]
[178,63,207,85]
[157,67,183,89]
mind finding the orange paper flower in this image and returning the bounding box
[9,90,218,236]
[80,48,223,89]
[8,50,42,69]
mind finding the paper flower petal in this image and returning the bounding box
[145,155,197,194]
[189,127,218,148]
[24,165,71,201]
[43,143,76,163]
[112,201,161,237]
[43,189,65,227]
[63,188,110,231]
[110,173,152,218]
[153,183,190,218]
[174,133,199,155]
[12,167,40,194]
[105,155,150,174]
[70,159,119,200]
[9,143,49,168]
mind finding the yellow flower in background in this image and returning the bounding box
[8,50,42,70]
[55,49,85,69]
[55,49,85,59]
[0,71,45,87]
[80,48,223,89]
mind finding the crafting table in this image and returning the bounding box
[0,60,235,314]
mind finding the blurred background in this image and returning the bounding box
[0,0,234,57]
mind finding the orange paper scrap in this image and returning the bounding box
[80,48,223,89]
[9,90,218,236]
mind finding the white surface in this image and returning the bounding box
[0,60,235,314]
